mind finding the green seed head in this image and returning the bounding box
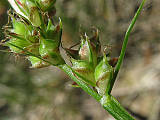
[5,7,64,67]
[66,31,101,86]
[79,34,98,67]
[12,18,27,36]
[38,20,64,65]
[45,19,62,41]
[39,38,64,65]
[94,56,113,95]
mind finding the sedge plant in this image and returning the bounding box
[0,0,146,119]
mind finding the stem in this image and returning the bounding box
[101,95,135,120]
[106,0,146,94]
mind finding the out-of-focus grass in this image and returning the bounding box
[0,0,160,120]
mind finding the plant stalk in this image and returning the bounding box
[106,0,146,95]
[101,95,135,120]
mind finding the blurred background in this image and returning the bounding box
[0,0,160,120]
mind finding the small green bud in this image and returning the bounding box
[94,56,113,95]
[71,59,95,86]
[46,19,62,40]
[39,38,64,65]
[39,20,64,65]
[65,32,101,86]
[12,18,27,36]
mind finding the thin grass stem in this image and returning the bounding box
[106,0,146,95]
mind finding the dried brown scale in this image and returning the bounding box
[56,25,60,33]
[42,55,49,59]
[99,72,110,81]
[75,69,93,74]
[48,8,56,18]
[29,49,33,52]
[65,48,78,55]
[109,57,118,67]
[72,82,78,86]
[70,42,81,49]
[33,30,38,36]
[8,32,19,36]
[96,73,110,87]
[20,50,25,54]
[79,45,89,60]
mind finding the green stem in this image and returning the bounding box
[106,0,146,95]
[101,95,135,120]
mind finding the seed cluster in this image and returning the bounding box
[4,0,64,68]
[4,0,115,96]
[66,31,113,95]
